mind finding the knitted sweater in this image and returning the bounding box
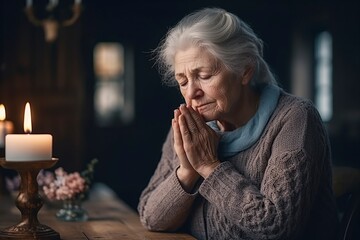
[138,92,339,240]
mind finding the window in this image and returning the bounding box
[93,43,134,126]
[314,31,333,122]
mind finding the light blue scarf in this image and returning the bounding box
[208,84,281,158]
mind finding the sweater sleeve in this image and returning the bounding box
[199,99,329,239]
[138,129,198,231]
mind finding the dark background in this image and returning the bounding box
[1,0,359,209]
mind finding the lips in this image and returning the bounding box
[195,103,211,112]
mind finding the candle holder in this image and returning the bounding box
[0,158,60,240]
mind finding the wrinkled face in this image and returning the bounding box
[174,47,244,122]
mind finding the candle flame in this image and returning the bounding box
[0,104,5,121]
[24,102,32,133]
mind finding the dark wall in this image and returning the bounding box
[81,1,188,208]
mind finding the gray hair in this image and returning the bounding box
[154,7,277,89]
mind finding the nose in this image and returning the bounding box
[186,80,204,100]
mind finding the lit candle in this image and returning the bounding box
[5,102,53,161]
[0,104,14,148]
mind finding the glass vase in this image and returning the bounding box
[56,198,88,222]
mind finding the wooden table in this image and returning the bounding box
[0,183,196,240]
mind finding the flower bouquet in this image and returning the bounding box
[43,159,98,222]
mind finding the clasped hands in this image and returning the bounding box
[172,104,220,191]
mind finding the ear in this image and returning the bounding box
[241,66,255,85]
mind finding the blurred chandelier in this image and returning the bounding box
[25,0,82,42]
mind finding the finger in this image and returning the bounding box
[173,116,195,172]
[174,108,181,121]
[187,105,206,129]
[172,114,186,158]
[179,104,198,134]
[172,112,183,148]
[178,114,192,142]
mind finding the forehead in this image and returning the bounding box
[174,47,216,73]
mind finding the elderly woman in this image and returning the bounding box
[138,7,339,240]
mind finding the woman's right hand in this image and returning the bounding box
[172,108,200,192]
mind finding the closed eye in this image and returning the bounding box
[175,74,188,87]
[199,74,212,80]
[179,80,188,87]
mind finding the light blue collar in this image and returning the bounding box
[208,84,281,158]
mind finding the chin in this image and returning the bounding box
[198,107,220,122]
[200,113,215,122]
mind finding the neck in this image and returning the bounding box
[217,88,260,131]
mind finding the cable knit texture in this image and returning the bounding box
[138,91,339,240]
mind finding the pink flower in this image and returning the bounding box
[37,170,55,186]
[42,167,88,201]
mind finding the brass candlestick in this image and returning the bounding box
[0,158,60,240]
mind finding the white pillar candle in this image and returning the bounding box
[5,102,53,161]
[0,104,14,148]
[5,134,52,161]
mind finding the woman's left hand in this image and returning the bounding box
[177,104,220,178]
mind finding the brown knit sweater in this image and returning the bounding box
[138,92,339,240]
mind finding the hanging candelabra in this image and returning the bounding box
[24,0,82,42]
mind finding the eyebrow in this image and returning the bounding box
[175,72,186,78]
[175,66,213,78]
